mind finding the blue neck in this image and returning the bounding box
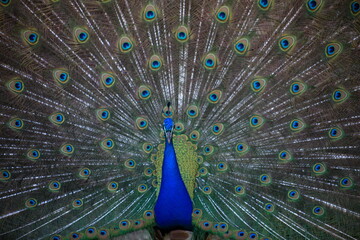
[154,139,193,230]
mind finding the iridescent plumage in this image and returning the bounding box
[0,0,360,239]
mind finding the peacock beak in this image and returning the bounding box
[164,127,173,143]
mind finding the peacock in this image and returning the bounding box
[0,0,360,239]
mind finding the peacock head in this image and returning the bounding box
[163,118,174,143]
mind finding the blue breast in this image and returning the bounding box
[154,140,193,230]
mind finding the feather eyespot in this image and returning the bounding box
[137,184,148,193]
[198,167,208,176]
[51,235,62,240]
[217,162,228,172]
[290,81,307,96]
[74,27,89,43]
[325,42,342,58]
[235,230,247,239]
[100,73,115,88]
[288,190,300,200]
[23,30,39,45]
[149,55,162,71]
[306,0,322,13]
[216,6,231,23]
[250,115,265,129]
[278,35,296,52]
[189,130,200,141]
[332,89,349,103]
[218,222,228,232]
[162,104,174,118]
[234,185,245,195]
[0,0,11,7]
[96,108,111,121]
[260,174,271,184]
[144,167,153,176]
[124,159,136,169]
[234,38,250,55]
[207,90,222,103]
[70,233,81,240]
[339,177,353,189]
[85,227,96,238]
[60,144,74,156]
[174,122,185,133]
[351,1,360,16]
[0,170,11,181]
[197,156,204,164]
[258,0,272,10]
[248,232,258,239]
[142,143,153,153]
[278,150,292,161]
[98,229,109,239]
[107,181,118,192]
[203,53,218,70]
[328,127,344,140]
[100,138,114,150]
[8,117,24,130]
[118,36,134,53]
[199,221,212,230]
[312,163,326,175]
[312,206,324,216]
[27,149,40,161]
[202,185,212,194]
[264,203,275,212]
[251,78,266,93]
[143,4,157,22]
[119,220,131,230]
[134,219,145,229]
[72,199,83,208]
[290,119,305,132]
[175,26,190,43]
[203,145,214,155]
[53,69,70,85]
[143,210,154,220]
[235,143,249,154]
[187,105,199,118]
[25,198,38,208]
[211,123,224,135]
[138,85,152,100]
[49,181,61,192]
[79,168,91,178]
[49,113,65,125]
[7,78,25,94]
[192,208,203,218]
[136,117,148,130]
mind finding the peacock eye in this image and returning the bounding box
[0,170,11,181]
[260,174,271,184]
[216,6,230,23]
[207,90,222,103]
[149,55,162,71]
[23,30,39,45]
[258,0,273,10]
[351,1,360,15]
[175,26,189,42]
[60,144,74,156]
[312,206,324,216]
[203,53,218,70]
[107,181,118,192]
[288,190,300,200]
[144,4,157,21]
[74,27,89,43]
[306,0,323,13]
[7,79,25,94]
[251,78,266,93]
